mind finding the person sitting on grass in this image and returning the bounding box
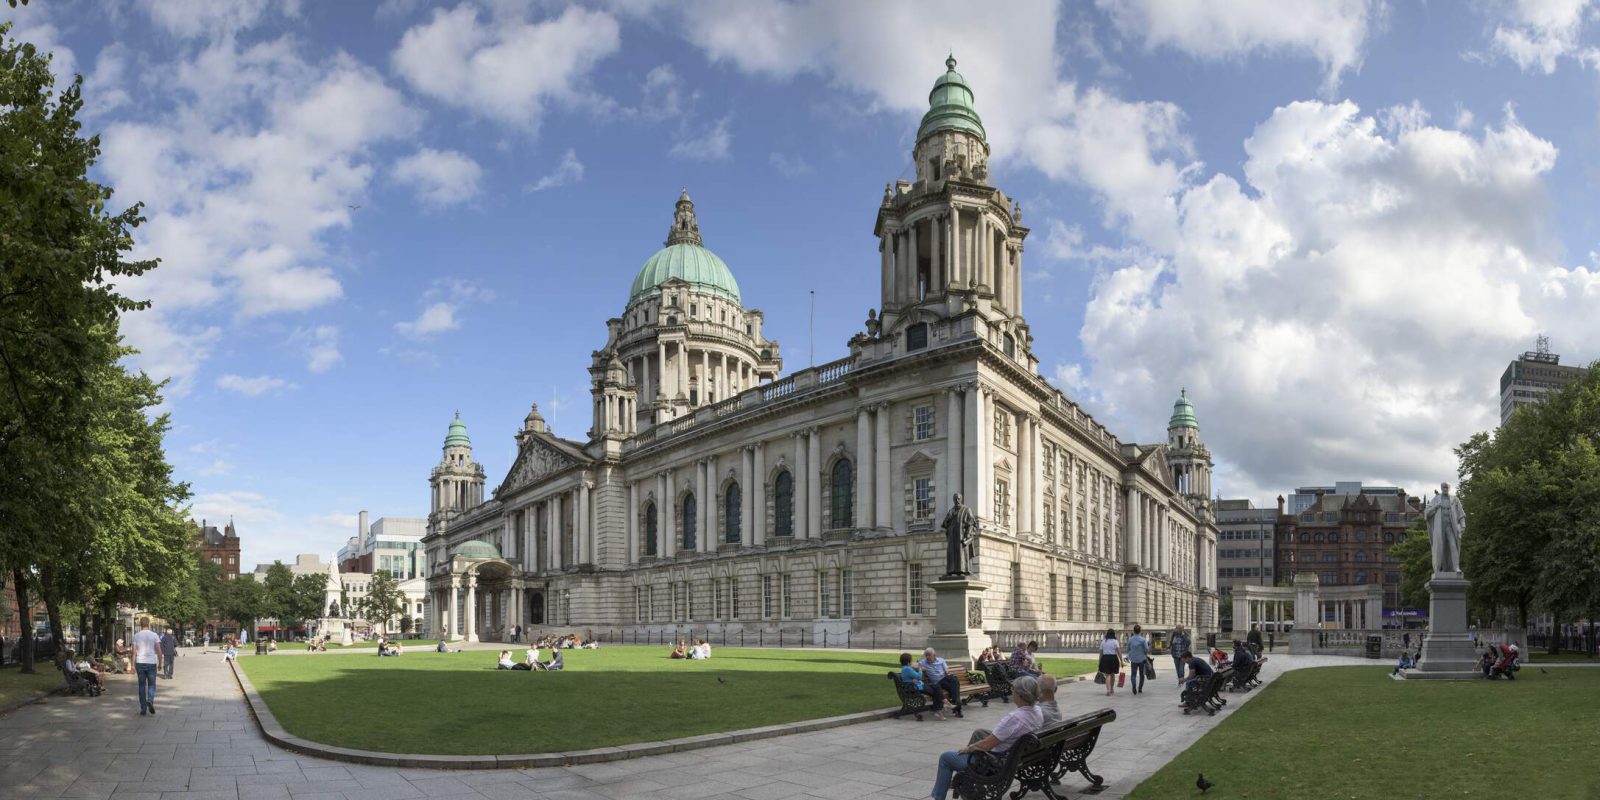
[583,640,600,649]
[524,645,541,668]
[899,652,945,720]
[1393,651,1415,675]
[437,639,448,653]
[690,639,712,660]
[927,676,1043,800]
[497,650,515,670]
[670,640,688,659]
[544,649,564,671]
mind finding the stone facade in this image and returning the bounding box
[421,57,1219,649]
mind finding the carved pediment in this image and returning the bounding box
[1144,446,1175,493]
[496,437,580,496]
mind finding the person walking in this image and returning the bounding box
[131,618,163,716]
[1127,624,1151,695]
[1246,624,1263,653]
[159,628,178,679]
[1097,629,1123,696]
[1170,625,1190,685]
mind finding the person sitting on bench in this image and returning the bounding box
[917,648,965,719]
[1007,641,1042,677]
[63,651,103,689]
[928,676,1043,800]
[899,652,945,720]
[1181,650,1213,697]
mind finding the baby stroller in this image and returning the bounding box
[1488,644,1520,679]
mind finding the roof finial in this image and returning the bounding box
[665,188,703,247]
[1180,387,1186,398]
[946,52,957,71]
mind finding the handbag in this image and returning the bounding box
[1146,660,1157,679]
[1116,671,1125,687]
[1093,672,1105,684]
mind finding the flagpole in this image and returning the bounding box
[809,290,815,368]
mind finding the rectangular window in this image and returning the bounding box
[908,563,924,615]
[1049,573,1059,620]
[1011,561,1023,618]
[671,583,680,621]
[818,571,832,618]
[914,478,935,520]
[781,573,792,617]
[914,404,935,440]
[731,577,741,620]
[841,569,854,617]
[994,479,1011,526]
[762,575,774,619]
[994,409,1009,447]
[634,587,644,622]
[714,580,725,619]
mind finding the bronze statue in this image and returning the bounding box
[941,493,978,576]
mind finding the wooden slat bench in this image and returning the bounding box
[888,664,996,720]
[951,708,1118,800]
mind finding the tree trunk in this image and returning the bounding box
[38,568,65,656]
[12,569,35,674]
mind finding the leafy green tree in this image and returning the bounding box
[356,571,406,636]
[288,573,328,634]
[1392,519,1431,611]
[261,562,294,631]
[399,613,414,638]
[223,575,267,640]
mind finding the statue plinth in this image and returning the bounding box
[927,576,991,665]
[1405,573,1481,680]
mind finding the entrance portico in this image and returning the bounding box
[427,541,532,642]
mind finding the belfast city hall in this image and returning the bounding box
[422,57,1219,646]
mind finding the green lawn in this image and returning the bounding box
[239,646,1096,755]
[1128,666,1600,800]
[0,667,63,707]
[1529,651,1599,662]
[266,640,383,651]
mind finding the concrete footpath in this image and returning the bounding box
[0,646,1368,799]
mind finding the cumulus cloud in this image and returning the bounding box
[1483,0,1598,73]
[395,303,460,338]
[136,0,292,39]
[526,149,584,191]
[1071,100,1596,501]
[394,279,493,339]
[769,152,813,177]
[293,325,342,373]
[670,115,733,161]
[393,147,483,207]
[216,374,295,396]
[391,3,621,130]
[1094,0,1381,93]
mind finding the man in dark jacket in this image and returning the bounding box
[1246,624,1263,652]
[159,628,179,679]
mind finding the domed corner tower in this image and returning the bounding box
[871,55,1034,373]
[604,190,783,434]
[1166,389,1213,509]
[429,411,486,527]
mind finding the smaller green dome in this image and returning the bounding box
[917,55,986,143]
[1169,389,1198,429]
[450,540,500,560]
[444,412,471,448]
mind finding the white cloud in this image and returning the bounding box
[394,302,460,338]
[670,115,733,161]
[0,9,77,86]
[99,39,417,384]
[292,325,342,373]
[526,149,584,191]
[1484,0,1598,73]
[137,0,291,39]
[1094,0,1381,93]
[216,374,295,396]
[392,3,622,130]
[1070,100,1596,501]
[769,152,813,177]
[198,460,235,477]
[393,147,483,207]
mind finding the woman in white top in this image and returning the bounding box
[1098,629,1123,696]
[525,646,541,668]
[497,651,514,670]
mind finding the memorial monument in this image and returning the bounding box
[1406,482,1481,680]
[927,494,991,662]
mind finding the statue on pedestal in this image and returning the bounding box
[328,600,341,618]
[1425,482,1466,574]
[940,493,978,577]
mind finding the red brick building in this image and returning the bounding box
[198,519,241,580]
[1274,490,1423,613]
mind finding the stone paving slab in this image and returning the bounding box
[0,645,1370,799]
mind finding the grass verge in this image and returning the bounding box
[0,667,63,708]
[239,646,1095,755]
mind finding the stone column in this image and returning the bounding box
[577,481,591,565]
[465,576,478,642]
[930,216,943,293]
[807,428,822,539]
[698,457,711,553]
[975,388,992,519]
[907,222,920,300]
[978,215,989,288]
[874,403,891,531]
[627,482,638,563]
[1029,415,1043,539]
[1126,488,1140,566]
[949,205,962,286]
[740,447,754,546]
[448,579,459,639]
[794,431,810,538]
[550,493,563,569]
[752,442,766,547]
[940,388,960,519]
[663,470,677,557]
[963,383,981,518]
[856,406,874,530]
[701,350,711,406]
[655,473,668,556]
[656,343,666,398]
[880,236,892,306]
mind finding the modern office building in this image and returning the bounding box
[338,512,428,580]
[1215,499,1276,594]
[1499,338,1589,425]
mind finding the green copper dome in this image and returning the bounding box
[630,243,742,304]
[1169,390,1198,429]
[629,189,743,305]
[444,412,471,448]
[917,55,986,143]
[450,540,500,560]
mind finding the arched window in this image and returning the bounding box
[1355,551,1367,562]
[1383,531,1394,543]
[773,471,794,537]
[1328,532,1339,543]
[682,493,697,550]
[724,483,742,544]
[1313,533,1324,543]
[1355,571,1367,585]
[1299,532,1310,543]
[1002,333,1016,358]
[644,503,658,557]
[831,459,854,528]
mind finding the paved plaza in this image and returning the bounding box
[0,649,1368,800]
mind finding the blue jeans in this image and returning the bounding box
[135,663,157,709]
[1172,653,1186,682]
[1130,659,1147,692]
[932,750,971,800]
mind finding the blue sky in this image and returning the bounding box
[5,1,1598,568]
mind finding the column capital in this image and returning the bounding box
[752,441,765,453]
[873,400,892,412]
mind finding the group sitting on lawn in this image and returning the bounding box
[498,647,563,671]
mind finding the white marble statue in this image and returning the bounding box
[1425,482,1466,574]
